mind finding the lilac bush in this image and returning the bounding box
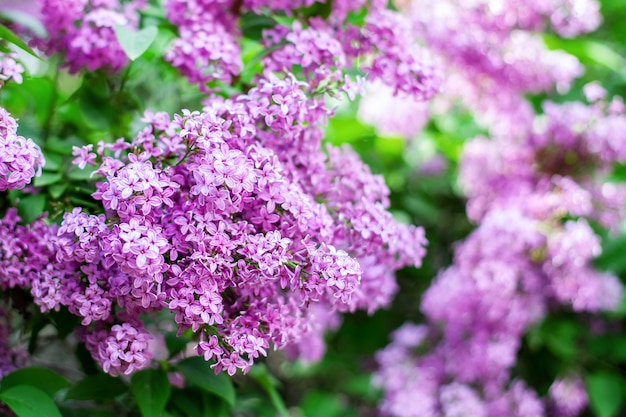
[0,0,625,416]
[0,0,432,384]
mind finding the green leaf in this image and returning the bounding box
[325,116,375,145]
[48,183,68,199]
[0,385,62,417]
[240,12,275,40]
[33,172,62,188]
[248,365,289,417]
[0,367,70,397]
[41,152,63,172]
[17,193,46,224]
[65,374,127,401]
[67,165,97,181]
[0,23,40,58]
[131,368,171,417]
[540,318,581,360]
[175,357,235,406]
[301,391,344,417]
[587,372,625,417]
[169,389,227,417]
[114,25,158,61]
[165,332,191,358]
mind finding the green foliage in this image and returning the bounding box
[113,25,158,61]
[0,23,40,58]
[131,368,171,417]
[176,357,236,407]
[0,385,62,417]
[0,367,70,397]
[587,372,625,417]
[248,365,289,416]
[65,373,128,401]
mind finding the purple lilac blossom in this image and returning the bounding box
[547,377,588,417]
[0,71,427,376]
[0,108,45,191]
[0,52,24,87]
[163,0,442,100]
[39,0,145,73]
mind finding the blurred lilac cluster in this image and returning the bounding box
[39,0,145,73]
[374,0,624,414]
[359,0,595,138]
[0,52,24,87]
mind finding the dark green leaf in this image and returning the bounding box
[165,332,190,358]
[587,372,624,417]
[0,23,40,58]
[170,390,204,417]
[0,367,70,397]
[17,193,46,224]
[0,385,62,417]
[169,389,226,417]
[175,357,235,406]
[114,25,158,61]
[248,365,289,417]
[78,87,114,130]
[130,368,171,417]
[65,374,127,401]
[240,13,275,40]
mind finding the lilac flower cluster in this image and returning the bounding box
[163,0,442,100]
[372,0,620,411]
[0,71,426,376]
[359,0,594,138]
[0,107,44,191]
[375,93,625,417]
[164,0,241,91]
[39,0,145,73]
[0,52,24,88]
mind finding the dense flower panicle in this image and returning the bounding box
[0,108,45,191]
[162,0,442,100]
[164,0,241,91]
[462,97,626,229]
[358,11,442,99]
[440,383,487,417]
[0,67,425,376]
[82,320,153,376]
[261,21,348,92]
[39,0,145,73]
[242,0,319,12]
